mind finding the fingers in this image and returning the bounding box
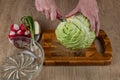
[50,9,57,21]
[44,8,50,19]
[35,0,44,12]
[35,1,44,14]
[65,8,79,18]
[86,15,95,32]
[83,12,100,36]
[90,17,95,32]
[35,0,59,21]
[35,6,58,21]
[95,15,100,36]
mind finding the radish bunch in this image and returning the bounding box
[8,16,41,46]
[8,24,31,40]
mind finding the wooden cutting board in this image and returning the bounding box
[41,30,112,66]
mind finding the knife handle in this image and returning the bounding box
[56,12,62,20]
[56,12,66,22]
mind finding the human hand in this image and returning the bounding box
[66,0,100,36]
[35,0,60,21]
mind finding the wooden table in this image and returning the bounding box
[0,0,120,80]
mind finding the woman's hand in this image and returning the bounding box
[66,0,100,36]
[35,0,60,21]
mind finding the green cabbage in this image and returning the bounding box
[55,14,95,49]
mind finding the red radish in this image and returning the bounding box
[10,24,19,32]
[24,30,31,37]
[17,30,25,36]
[8,31,16,38]
[20,24,26,31]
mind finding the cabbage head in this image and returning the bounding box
[55,14,95,49]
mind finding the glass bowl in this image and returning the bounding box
[0,36,44,80]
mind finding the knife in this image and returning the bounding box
[56,13,67,22]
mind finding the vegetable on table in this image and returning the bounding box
[55,14,95,49]
[8,16,41,41]
[10,24,20,32]
[21,16,35,40]
[8,24,30,39]
[8,16,41,51]
[21,16,38,51]
[20,24,26,31]
[34,21,40,35]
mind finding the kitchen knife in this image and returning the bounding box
[56,13,67,22]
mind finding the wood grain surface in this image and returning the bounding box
[0,0,120,80]
[42,30,112,66]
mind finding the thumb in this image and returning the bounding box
[65,8,79,18]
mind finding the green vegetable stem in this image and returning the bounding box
[21,16,37,51]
